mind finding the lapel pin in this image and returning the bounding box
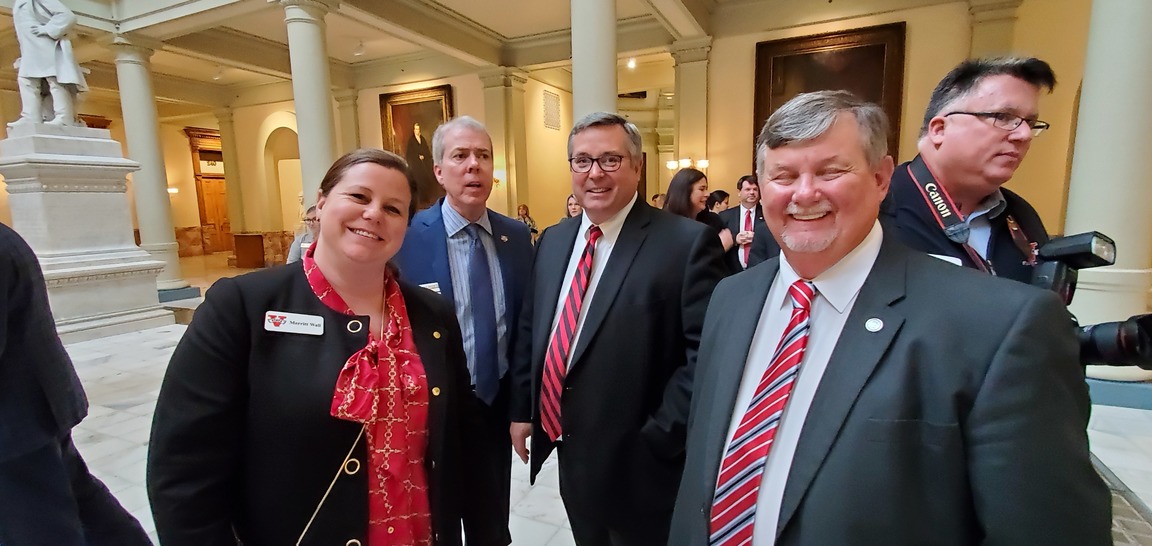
[500,235,508,242]
[865,318,884,332]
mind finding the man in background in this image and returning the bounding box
[881,56,1056,283]
[394,115,532,546]
[718,174,778,272]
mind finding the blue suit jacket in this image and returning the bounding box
[393,199,534,382]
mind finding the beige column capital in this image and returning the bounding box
[967,0,1024,23]
[278,0,338,15]
[107,33,164,63]
[479,67,529,90]
[670,36,712,65]
[213,107,234,125]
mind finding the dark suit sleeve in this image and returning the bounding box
[508,228,545,424]
[747,223,779,267]
[147,278,250,545]
[640,226,727,456]
[966,291,1110,545]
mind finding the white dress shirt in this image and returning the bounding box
[548,193,638,368]
[739,204,757,268]
[720,220,883,544]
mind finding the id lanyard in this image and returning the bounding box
[905,155,1037,276]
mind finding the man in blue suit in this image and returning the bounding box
[394,115,532,546]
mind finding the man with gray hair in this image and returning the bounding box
[671,90,1108,545]
[509,111,726,544]
[881,56,1056,283]
[394,115,533,546]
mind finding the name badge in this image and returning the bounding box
[264,311,324,336]
[420,282,441,294]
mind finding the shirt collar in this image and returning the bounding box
[442,201,492,237]
[965,189,1007,224]
[577,192,637,242]
[775,220,884,314]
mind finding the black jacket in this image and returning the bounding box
[148,264,500,545]
[880,157,1050,284]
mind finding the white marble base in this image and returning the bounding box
[0,124,174,341]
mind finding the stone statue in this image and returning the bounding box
[9,0,88,128]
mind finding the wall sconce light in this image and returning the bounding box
[353,40,366,57]
[167,187,179,195]
[211,66,225,81]
[667,158,710,171]
[626,57,636,70]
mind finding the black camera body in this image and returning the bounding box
[1029,231,1152,370]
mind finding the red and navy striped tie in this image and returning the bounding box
[540,225,603,441]
[709,280,816,545]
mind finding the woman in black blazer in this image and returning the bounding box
[148,149,501,546]
[665,167,735,256]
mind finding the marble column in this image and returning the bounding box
[1064,0,1152,381]
[214,108,246,235]
[671,37,711,168]
[334,89,360,153]
[110,34,189,291]
[280,0,338,204]
[571,0,617,118]
[481,67,528,216]
[967,0,1023,57]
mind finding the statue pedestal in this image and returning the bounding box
[0,124,174,342]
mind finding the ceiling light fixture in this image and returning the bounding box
[627,57,636,70]
[353,40,366,57]
[211,66,224,81]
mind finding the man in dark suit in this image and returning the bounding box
[0,222,152,545]
[509,112,727,545]
[671,91,1109,545]
[717,174,779,272]
[405,122,438,207]
[394,115,531,546]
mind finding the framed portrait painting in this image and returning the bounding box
[380,84,455,209]
[753,23,906,161]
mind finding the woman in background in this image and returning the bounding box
[565,194,583,219]
[706,190,730,214]
[286,205,319,264]
[148,149,503,546]
[516,204,538,243]
[665,167,733,253]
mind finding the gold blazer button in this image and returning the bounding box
[346,540,362,546]
[343,458,360,475]
[347,320,363,333]
[431,387,441,396]
[433,331,441,339]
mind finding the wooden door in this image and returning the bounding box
[197,176,232,253]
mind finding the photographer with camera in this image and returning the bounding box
[881,56,1053,281]
[883,56,1152,370]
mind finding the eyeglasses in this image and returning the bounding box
[569,154,625,173]
[303,217,318,224]
[944,111,1050,137]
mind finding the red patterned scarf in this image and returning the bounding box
[302,247,433,545]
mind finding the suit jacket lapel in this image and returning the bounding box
[701,260,780,493]
[532,218,581,369]
[775,237,908,538]
[487,212,517,304]
[423,201,455,307]
[568,202,650,370]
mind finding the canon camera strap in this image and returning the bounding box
[905,156,1037,275]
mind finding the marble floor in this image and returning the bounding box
[67,324,576,545]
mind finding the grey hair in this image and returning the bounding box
[755,90,890,178]
[567,112,643,163]
[919,56,1055,137]
[431,115,491,166]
